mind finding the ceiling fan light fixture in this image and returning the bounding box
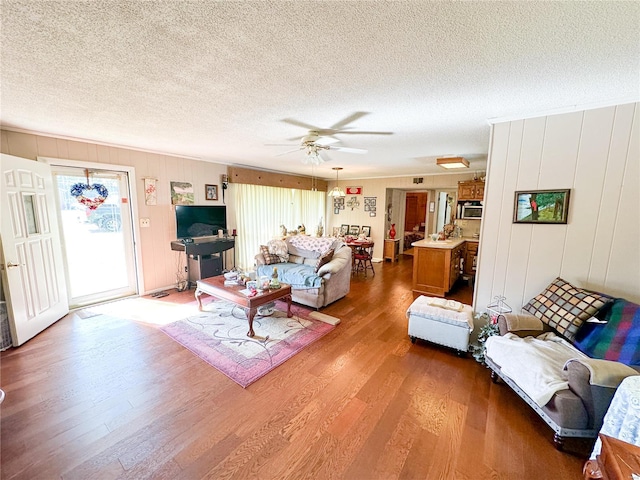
[436,156,469,169]
[328,167,345,198]
[303,150,322,165]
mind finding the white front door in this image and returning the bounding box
[52,166,138,308]
[0,154,69,346]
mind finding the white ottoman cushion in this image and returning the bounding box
[406,296,473,352]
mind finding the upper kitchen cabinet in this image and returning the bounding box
[457,180,485,201]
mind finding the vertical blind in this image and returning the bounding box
[231,183,326,270]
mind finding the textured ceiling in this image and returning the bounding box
[1,1,639,180]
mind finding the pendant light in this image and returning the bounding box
[328,167,346,198]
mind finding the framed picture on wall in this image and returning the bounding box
[170,181,194,205]
[349,225,360,235]
[361,226,371,237]
[513,189,570,224]
[340,224,349,236]
[205,184,218,201]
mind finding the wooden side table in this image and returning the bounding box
[384,238,400,262]
[584,434,640,479]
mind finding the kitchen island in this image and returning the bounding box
[411,238,475,297]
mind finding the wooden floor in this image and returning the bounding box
[1,254,592,479]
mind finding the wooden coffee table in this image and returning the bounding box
[195,275,292,337]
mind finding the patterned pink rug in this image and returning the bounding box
[161,299,336,388]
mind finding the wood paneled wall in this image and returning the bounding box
[475,102,639,312]
[0,130,230,292]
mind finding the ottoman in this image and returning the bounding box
[406,296,474,354]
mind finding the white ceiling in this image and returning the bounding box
[1,1,639,180]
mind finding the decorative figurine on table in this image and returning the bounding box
[280,224,287,237]
[270,267,281,289]
[298,223,306,235]
[259,275,271,291]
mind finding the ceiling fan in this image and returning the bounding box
[267,131,368,164]
[266,112,393,164]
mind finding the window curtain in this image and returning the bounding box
[230,183,326,270]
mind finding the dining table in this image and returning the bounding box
[346,239,374,272]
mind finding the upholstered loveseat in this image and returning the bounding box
[254,236,351,309]
[484,277,639,450]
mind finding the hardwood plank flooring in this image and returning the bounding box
[1,254,592,479]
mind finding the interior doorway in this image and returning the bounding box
[403,191,428,253]
[52,165,139,308]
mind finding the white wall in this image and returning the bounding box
[475,102,639,313]
[0,130,232,292]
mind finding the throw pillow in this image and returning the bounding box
[267,239,289,262]
[315,249,334,273]
[522,277,611,341]
[259,245,281,265]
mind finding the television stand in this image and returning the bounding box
[170,237,235,288]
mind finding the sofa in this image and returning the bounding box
[484,277,639,450]
[254,236,351,309]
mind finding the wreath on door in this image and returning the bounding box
[70,177,109,210]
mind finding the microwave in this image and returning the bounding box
[461,203,483,219]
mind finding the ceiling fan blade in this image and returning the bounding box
[333,131,393,135]
[315,136,340,146]
[274,148,302,157]
[318,152,332,163]
[281,118,321,131]
[330,112,369,130]
[329,146,368,154]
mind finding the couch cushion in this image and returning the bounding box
[315,249,334,273]
[259,245,281,265]
[523,277,611,341]
[573,298,640,366]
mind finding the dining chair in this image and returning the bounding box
[353,243,375,277]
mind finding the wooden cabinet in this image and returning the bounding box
[384,239,400,262]
[412,241,466,297]
[458,180,485,201]
[584,434,640,480]
[464,242,479,277]
[449,243,465,290]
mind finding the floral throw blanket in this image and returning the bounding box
[287,236,335,255]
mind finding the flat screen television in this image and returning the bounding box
[175,205,227,239]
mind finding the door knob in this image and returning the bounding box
[6,262,23,268]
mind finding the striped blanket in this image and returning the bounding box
[573,298,640,366]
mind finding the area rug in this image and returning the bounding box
[161,300,337,388]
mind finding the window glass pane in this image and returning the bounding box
[231,184,326,269]
[23,194,39,234]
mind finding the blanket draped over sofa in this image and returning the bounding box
[262,262,323,289]
[255,236,351,309]
[486,332,587,407]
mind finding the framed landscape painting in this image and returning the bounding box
[513,189,570,224]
